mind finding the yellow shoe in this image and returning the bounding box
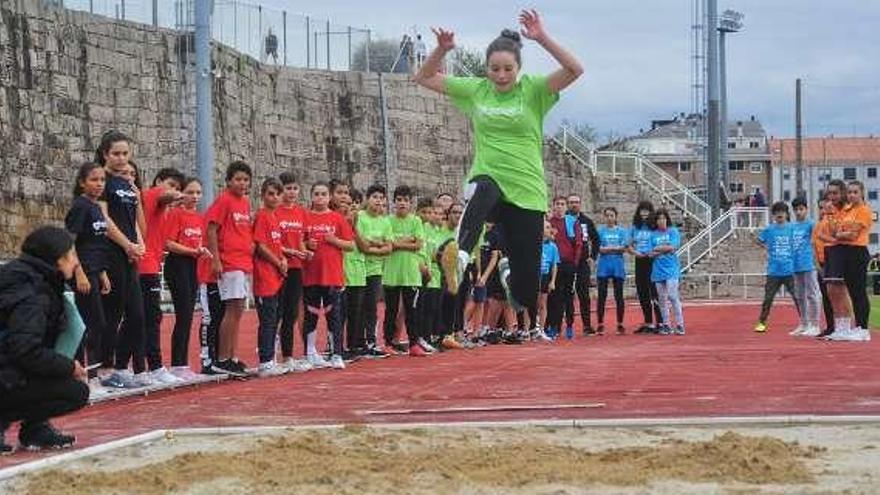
[754,322,767,333]
[441,335,464,350]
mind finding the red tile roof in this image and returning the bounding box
[770,137,880,166]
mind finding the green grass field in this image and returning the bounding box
[870,296,880,330]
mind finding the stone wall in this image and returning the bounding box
[0,0,591,257]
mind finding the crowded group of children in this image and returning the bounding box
[61,130,696,398]
[755,179,873,342]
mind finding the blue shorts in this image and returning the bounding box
[597,256,626,280]
[471,285,487,303]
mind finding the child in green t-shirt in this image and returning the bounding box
[335,190,368,359]
[383,185,428,357]
[416,199,447,352]
[355,185,393,358]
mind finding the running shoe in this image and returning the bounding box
[789,324,806,336]
[329,354,346,369]
[657,324,672,336]
[418,338,438,354]
[87,377,112,401]
[307,353,332,369]
[257,360,287,378]
[18,421,75,451]
[409,343,428,357]
[502,331,524,345]
[674,325,686,336]
[441,335,464,350]
[800,325,822,338]
[150,367,184,385]
[616,324,626,335]
[564,326,574,340]
[753,322,767,333]
[391,342,410,355]
[170,366,201,382]
[210,359,249,378]
[100,370,141,389]
[361,347,390,359]
[283,357,314,372]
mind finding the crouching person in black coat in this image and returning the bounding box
[0,226,89,453]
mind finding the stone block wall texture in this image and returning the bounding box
[0,1,595,257]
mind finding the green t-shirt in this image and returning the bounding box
[445,74,559,213]
[356,211,393,277]
[383,214,425,287]
[421,223,448,289]
[343,246,366,287]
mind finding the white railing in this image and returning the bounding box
[677,207,769,272]
[550,125,711,227]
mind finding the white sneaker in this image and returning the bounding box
[87,377,111,400]
[789,324,806,336]
[283,357,313,372]
[150,367,184,384]
[134,371,156,387]
[307,353,331,369]
[329,354,346,369]
[850,327,872,342]
[536,330,553,342]
[801,324,821,337]
[170,366,201,381]
[827,328,858,342]
[418,338,437,354]
[257,360,288,377]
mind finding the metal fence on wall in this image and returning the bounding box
[59,0,372,71]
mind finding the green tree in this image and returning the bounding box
[450,47,486,77]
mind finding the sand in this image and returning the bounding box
[8,423,880,494]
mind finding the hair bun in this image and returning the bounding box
[500,29,522,47]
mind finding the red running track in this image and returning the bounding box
[2,301,879,469]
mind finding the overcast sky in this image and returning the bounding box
[258,0,880,140]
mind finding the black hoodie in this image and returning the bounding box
[567,211,600,263]
[0,254,74,391]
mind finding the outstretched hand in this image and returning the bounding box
[431,27,456,51]
[519,9,547,42]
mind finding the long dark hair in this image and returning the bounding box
[652,208,673,229]
[72,162,104,198]
[486,29,523,66]
[94,130,131,165]
[632,200,655,229]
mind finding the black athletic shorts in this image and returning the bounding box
[540,273,552,294]
[823,245,846,280]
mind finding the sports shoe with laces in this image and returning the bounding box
[151,367,184,384]
[409,343,429,357]
[283,357,314,372]
[361,346,389,359]
[100,370,141,389]
[329,354,346,369]
[754,322,767,333]
[417,338,438,354]
[257,360,287,377]
[19,421,75,451]
[674,325,686,336]
[800,325,821,337]
[307,353,331,368]
[211,359,248,378]
[441,335,464,350]
[789,324,806,336]
[564,326,574,340]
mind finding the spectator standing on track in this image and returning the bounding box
[630,201,664,334]
[650,209,684,335]
[547,196,582,340]
[813,197,836,336]
[252,179,288,377]
[566,194,599,335]
[788,196,822,337]
[595,207,629,335]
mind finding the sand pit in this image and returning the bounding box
[7,423,880,494]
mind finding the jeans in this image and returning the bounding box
[655,279,683,327]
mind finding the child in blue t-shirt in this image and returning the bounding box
[538,220,560,339]
[597,207,630,335]
[789,196,822,337]
[650,209,684,335]
[755,202,796,333]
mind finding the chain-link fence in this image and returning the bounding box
[59,0,372,71]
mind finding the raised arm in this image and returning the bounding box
[519,9,583,93]
[413,27,455,94]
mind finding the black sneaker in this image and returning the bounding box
[634,325,650,334]
[391,342,409,355]
[502,331,524,345]
[596,324,605,336]
[362,346,389,359]
[617,325,626,335]
[19,421,75,451]
[342,350,362,363]
[201,364,219,375]
[211,359,248,378]
[583,326,596,336]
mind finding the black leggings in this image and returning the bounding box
[0,377,89,425]
[361,275,383,348]
[165,254,197,367]
[597,277,625,325]
[141,274,163,371]
[74,272,106,375]
[345,286,366,351]
[841,245,870,329]
[418,287,443,340]
[817,270,835,331]
[574,260,592,330]
[303,286,344,356]
[102,248,146,373]
[458,175,543,313]
[634,257,662,325]
[278,268,303,357]
[199,282,224,368]
[383,286,418,344]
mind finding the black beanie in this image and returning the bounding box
[21,226,74,266]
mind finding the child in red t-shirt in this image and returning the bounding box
[163,177,211,380]
[252,178,289,377]
[196,214,224,376]
[303,182,355,369]
[205,161,254,377]
[275,172,311,372]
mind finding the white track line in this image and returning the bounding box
[360,403,606,415]
[3,414,880,481]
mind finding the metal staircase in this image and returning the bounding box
[676,206,769,272]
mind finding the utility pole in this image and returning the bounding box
[718,10,743,200]
[795,78,804,199]
[706,0,720,218]
[195,0,215,208]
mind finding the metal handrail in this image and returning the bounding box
[677,207,769,272]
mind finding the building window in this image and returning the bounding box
[729,182,744,193]
[869,167,877,178]
[749,162,764,174]
[783,190,791,201]
[727,142,736,149]
[782,168,790,180]
[871,233,879,245]
[844,167,857,180]
[749,141,760,149]
[678,162,692,172]
[869,190,879,201]
[729,161,745,171]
